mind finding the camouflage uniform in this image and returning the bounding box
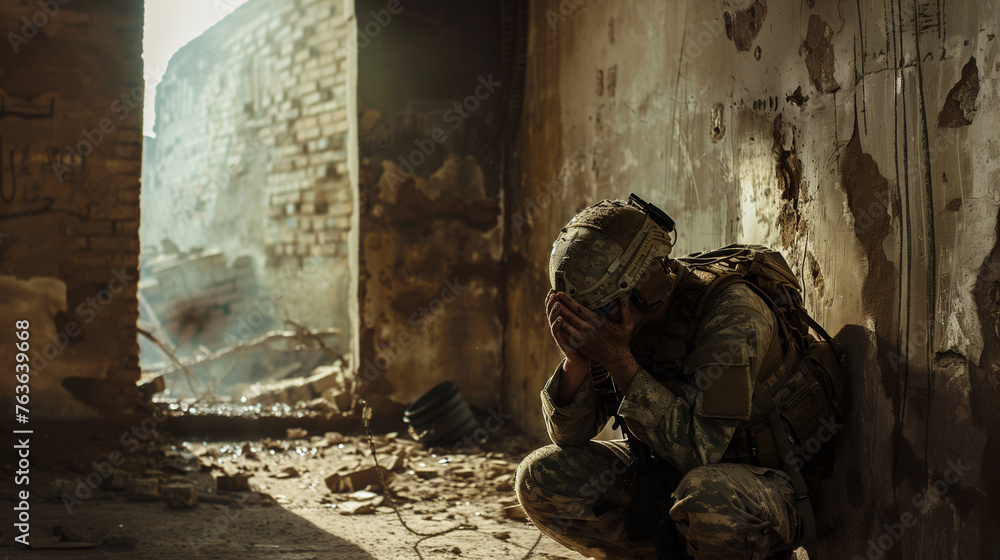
[516,269,803,560]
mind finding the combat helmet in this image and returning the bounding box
[549,194,677,314]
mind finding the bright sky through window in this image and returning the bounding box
[142,0,251,137]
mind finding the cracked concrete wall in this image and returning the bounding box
[354,0,505,408]
[0,0,144,418]
[505,0,1000,555]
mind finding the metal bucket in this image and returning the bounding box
[403,381,479,447]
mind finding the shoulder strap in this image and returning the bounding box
[752,383,817,558]
[682,267,744,349]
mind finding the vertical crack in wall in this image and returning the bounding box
[710,103,726,142]
[807,250,825,297]
[772,113,802,247]
[802,14,840,94]
[723,0,767,52]
[938,56,980,128]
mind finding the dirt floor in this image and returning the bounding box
[0,418,582,560]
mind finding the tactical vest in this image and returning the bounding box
[602,244,845,558]
[625,245,848,470]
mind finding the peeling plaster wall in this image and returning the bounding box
[0,0,144,418]
[506,0,1000,555]
[355,0,504,408]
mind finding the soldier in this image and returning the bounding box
[514,197,816,560]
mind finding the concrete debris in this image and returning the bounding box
[325,465,395,493]
[337,500,376,515]
[127,478,162,501]
[501,502,528,521]
[493,474,514,492]
[108,470,134,491]
[274,466,301,478]
[324,431,349,444]
[286,427,308,439]
[216,473,252,492]
[348,490,380,500]
[137,374,166,402]
[240,362,354,408]
[163,483,198,508]
[42,414,539,536]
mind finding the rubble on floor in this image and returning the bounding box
[43,424,542,524]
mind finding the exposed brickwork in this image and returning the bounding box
[142,0,354,350]
[0,0,144,417]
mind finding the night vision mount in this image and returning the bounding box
[627,193,676,235]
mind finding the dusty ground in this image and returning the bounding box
[0,418,581,560]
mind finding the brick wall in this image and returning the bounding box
[142,0,355,355]
[0,0,144,417]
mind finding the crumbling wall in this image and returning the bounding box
[0,0,144,417]
[355,0,505,408]
[143,0,355,353]
[507,0,1000,556]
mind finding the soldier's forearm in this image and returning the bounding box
[555,357,589,406]
[606,353,641,393]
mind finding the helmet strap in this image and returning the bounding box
[632,259,676,313]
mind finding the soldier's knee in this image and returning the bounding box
[514,445,554,502]
[673,465,737,506]
[671,464,750,529]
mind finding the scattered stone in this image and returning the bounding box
[324,431,349,444]
[412,466,441,479]
[502,504,527,521]
[493,474,514,492]
[338,500,375,515]
[348,490,380,500]
[286,428,308,440]
[163,483,198,508]
[127,478,161,501]
[376,454,404,472]
[325,465,394,492]
[274,466,300,479]
[306,397,337,413]
[108,470,133,491]
[330,390,354,412]
[217,473,252,492]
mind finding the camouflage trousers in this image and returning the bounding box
[514,441,801,560]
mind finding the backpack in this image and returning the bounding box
[676,244,848,469]
[676,244,848,557]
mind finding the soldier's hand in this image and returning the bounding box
[546,289,590,365]
[548,291,636,373]
[546,290,592,405]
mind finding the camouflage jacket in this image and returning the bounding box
[540,262,779,474]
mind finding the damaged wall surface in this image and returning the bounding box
[505,0,1000,556]
[0,0,144,418]
[142,0,355,354]
[355,0,505,408]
